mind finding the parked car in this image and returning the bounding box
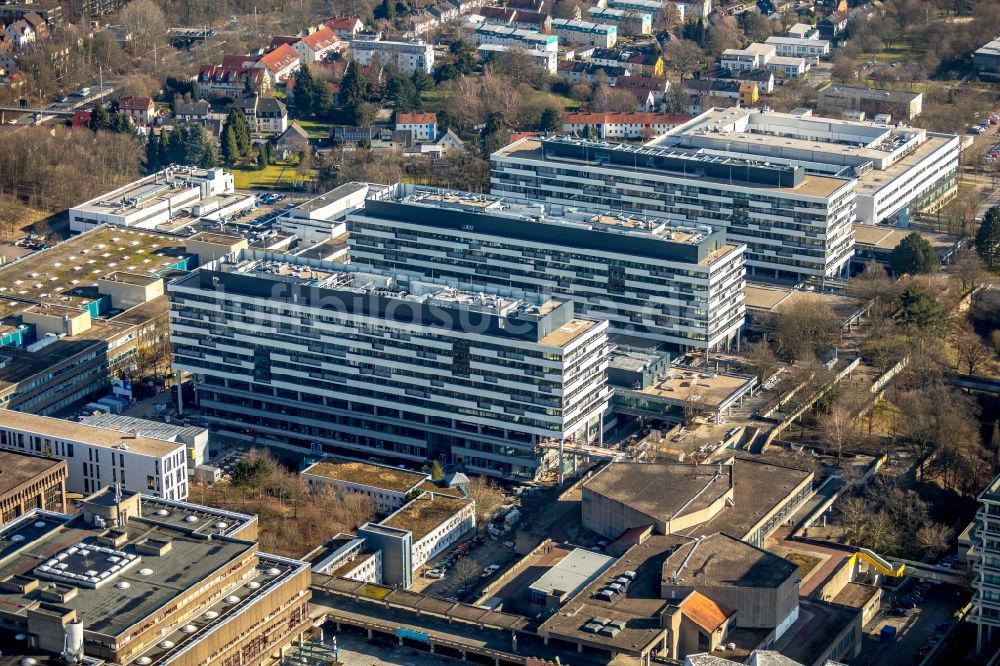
[481,564,501,578]
[425,569,445,579]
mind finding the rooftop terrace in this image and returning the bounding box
[0,410,182,457]
[0,450,64,498]
[302,459,428,494]
[495,136,851,198]
[0,227,187,320]
[381,493,472,541]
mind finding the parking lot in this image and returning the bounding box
[409,535,518,602]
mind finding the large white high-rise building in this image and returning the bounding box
[348,185,746,350]
[490,134,857,280]
[168,253,611,481]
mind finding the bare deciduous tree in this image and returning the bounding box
[117,0,167,55]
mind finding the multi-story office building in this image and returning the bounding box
[0,226,192,415]
[973,473,1000,652]
[347,185,746,349]
[349,38,435,74]
[490,135,856,280]
[0,487,310,666]
[169,252,611,480]
[662,107,960,226]
[0,410,189,500]
[550,18,617,48]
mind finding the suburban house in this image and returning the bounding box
[562,111,691,139]
[175,100,212,123]
[4,19,34,46]
[294,27,343,63]
[558,59,630,85]
[119,97,155,126]
[409,128,464,157]
[276,122,310,157]
[683,79,742,113]
[198,64,269,96]
[236,93,288,135]
[698,66,775,94]
[615,76,671,110]
[405,11,438,36]
[818,11,849,39]
[326,16,365,39]
[255,43,301,84]
[590,48,664,76]
[429,2,460,22]
[395,111,437,141]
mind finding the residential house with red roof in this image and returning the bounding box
[254,43,300,85]
[119,96,155,126]
[326,16,364,40]
[395,111,437,141]
[293,27,343,64]
[198,64,268,97]
[562,111,691,139]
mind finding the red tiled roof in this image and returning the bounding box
[396,112,436,125]
[120,97,154,110]
[221,54,256,69]
[258,43,299,73]
[269,35,299,50]
[614,76,670,90]
[326,16,363,30]
[301,27,339,50]
[564,112,691,125]
[680,591,734,633]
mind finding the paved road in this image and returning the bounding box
[852,582,968,666]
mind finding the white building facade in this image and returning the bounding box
[347,184,746,350]
[0,411,188,500]
[490,135,856,280]
[349,39,435,74]
[169,253,611,480]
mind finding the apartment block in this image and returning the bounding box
[474,23,559,51]
[550,18,617,48]
[490,134,856,280]
[168,252,611,480]
[349,38,435,74]
[0,411,188,500]
[586,6,651,35]
[666,107,959,226]
[764,35,830,58]
[347,184,745,349]
[0,488,309,665]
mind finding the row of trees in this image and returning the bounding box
[145,124,220,171]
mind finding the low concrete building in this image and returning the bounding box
[974,36,1000,81]
[359,491,475,588]
[301,459,430,513]
[0,450,66,523]
[581,458,813,547]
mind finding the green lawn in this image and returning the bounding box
[296,119,334,139]
[232,161,317,190]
